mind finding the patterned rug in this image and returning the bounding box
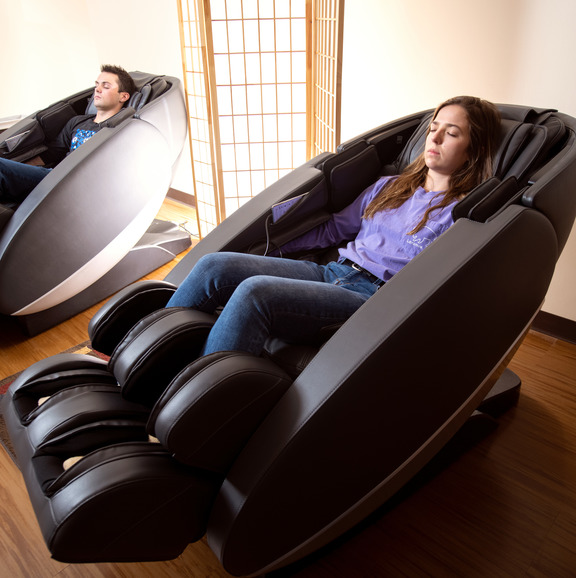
[0,342,109,464]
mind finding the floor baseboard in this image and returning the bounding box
[532,311,576,344]
[167,188,195,207]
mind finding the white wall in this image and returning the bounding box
[342,0,576,322]
[0,1,99,118]
[340,0,527,139]
[0,0,192,194]
[505,1,576,320]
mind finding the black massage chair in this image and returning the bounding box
[3,103,576,576]
[0,72,191,335]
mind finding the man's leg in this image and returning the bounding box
[0,157,51,202]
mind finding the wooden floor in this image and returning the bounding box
[1,199,576,577]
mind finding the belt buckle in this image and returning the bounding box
[347,259,382,287]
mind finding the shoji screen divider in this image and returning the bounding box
[178,0,343,238]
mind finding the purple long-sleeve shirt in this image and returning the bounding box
[279,176,459,282]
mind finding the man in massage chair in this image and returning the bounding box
[0,64,136,203]
[168,96,501,357]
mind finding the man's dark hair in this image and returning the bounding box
[100,64,137,98]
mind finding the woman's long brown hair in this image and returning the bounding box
[363,96,501,234]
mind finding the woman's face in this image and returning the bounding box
[425,104,471,177]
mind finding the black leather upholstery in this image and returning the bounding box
[89,279,178,355]
[3,103,576,575]
[150,351,293,473]
[109,307,217,407]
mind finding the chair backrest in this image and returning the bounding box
[392,106,566,182]
[320,105,569,229]
[36,102,78,142]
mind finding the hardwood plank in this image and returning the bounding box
[0,445,65,577]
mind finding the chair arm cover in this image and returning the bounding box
[452,177,513,221]
[109,307,217,407]
[88,279,178,355]
[103,106,136,127]
[0,204,14,234]
[149,351,293,473]
[135,78,189,168]
[0,118,172,316]
[521,116,576,252]
[207,205,560,575]
[0,117,48,161]
[32,442,221,563]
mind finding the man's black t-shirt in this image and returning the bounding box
[49,115,101,164]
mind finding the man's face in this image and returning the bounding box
[93,72,129,113]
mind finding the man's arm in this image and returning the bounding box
[42,119,74,166]
[43,115,96,166]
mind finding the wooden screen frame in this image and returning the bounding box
[178,0,344,236]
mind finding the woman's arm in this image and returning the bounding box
[276,176,392,255]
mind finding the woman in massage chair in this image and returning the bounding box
[167,96,501,356]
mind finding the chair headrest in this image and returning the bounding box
[394,113,432,173]
[126,85,150,110]
[84,76,170,115]
[85,89,144,116]
[393,105,566,185]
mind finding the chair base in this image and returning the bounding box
[11,219,192,336]
[477,368,521,416]
[257,371,522,578]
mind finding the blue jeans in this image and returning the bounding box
[166,252,381,356]
[0,157,51,202]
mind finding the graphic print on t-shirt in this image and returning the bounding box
[70,129,97,151]
[405,224,440,251]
